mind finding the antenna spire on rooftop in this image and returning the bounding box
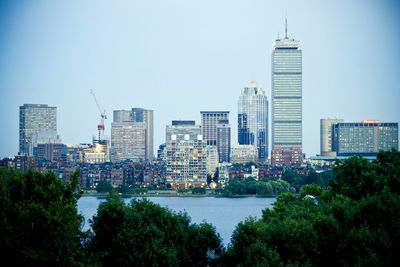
[285,17,288,39]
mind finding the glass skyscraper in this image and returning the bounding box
[238,81,268,161]
[271,28,302,151]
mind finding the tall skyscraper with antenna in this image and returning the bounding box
[271,20,302,162]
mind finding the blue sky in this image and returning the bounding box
[0,0,399,158]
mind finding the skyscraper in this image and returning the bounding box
[238,81,268,161]
[200,111,231,163]
[320,118,344,156]
[19,104,59,156]
[271,21,302,152]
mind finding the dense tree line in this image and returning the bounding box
[1,150,399,266]
[281,168,335,192]
[221,177,295,196]
[223,150,400,266]
[0,169,222,266]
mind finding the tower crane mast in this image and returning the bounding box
[90,89,107,142]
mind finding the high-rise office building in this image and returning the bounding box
[19,104,59,156]
[271,21,302,153]
[201,111,231,163]
[112,108,154,161]
[217,119,231,163]
[132,108,154,161]
[111,122,146,162]
[165,120,207,188]
[201,111,229,146]
[332,121,398,156]
[320,118,344,156]
[238,81,268,161]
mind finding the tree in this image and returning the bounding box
[0,169,85,266]
[96,181,113,193]
[224,150,400,266]
[88,197,223,266]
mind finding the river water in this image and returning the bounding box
[78,196,275,246]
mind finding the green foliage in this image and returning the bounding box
[96,181,113,193]
[223,150,400,266]
[223,177,295,196]
[0,169,85,266]
[282,169,335,192]
[88,197,223,266]
[192,187,206,194]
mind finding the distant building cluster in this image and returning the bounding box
[6,22,398,189]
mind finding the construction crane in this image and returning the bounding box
[90,89,107,143]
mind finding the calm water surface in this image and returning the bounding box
[78,196,275,246]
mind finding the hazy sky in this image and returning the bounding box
[0,0,399,158]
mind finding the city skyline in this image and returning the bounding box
[1,1,400,158]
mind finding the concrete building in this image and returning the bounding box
[112,108,154,161]
[238,81,268,161]
[230,145,258,164]
[320,118,344,156]
[271,22,302,153]
[165,121,207,188]
[19,104,58,156]
[111,122,146,162]
[332,121,398,156]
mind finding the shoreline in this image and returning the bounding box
[81,192,278,198]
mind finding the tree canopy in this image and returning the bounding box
[0,168,85,266]
[223,150,400,266]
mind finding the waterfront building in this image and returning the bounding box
[230,145,258,164]
[165,121,207,188]
[332,120,398,156]
[238,81,268,161]
[320,118,344,156]
[111,122,146,162]
[271,22,302,154]
[218,162,231,186]
[19,104,59,156]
